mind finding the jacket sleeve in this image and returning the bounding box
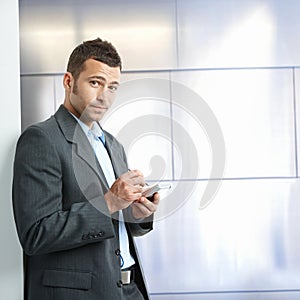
[12,125,116,256]
[124,205,154,237]
[127,217,153,237]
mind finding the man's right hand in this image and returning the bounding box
[104,169,145,214]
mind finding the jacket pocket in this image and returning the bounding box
[43,269,92,290]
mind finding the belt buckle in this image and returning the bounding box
[121,270,131,285]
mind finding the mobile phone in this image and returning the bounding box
[142,182,171,198]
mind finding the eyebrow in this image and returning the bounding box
[88,75,120,85]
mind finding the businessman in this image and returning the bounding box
[13,38,160,300]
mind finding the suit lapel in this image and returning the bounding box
[54,105,109,188]
[55,105,128,189]
[104,133,128,179]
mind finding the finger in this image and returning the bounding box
[125,169,144,179]
[143,192,160,204]
[132,201,152,216]
[137,197,157,212]
[122,183,143,197]
[151,192,160,204]
[128,169,144,177]
[123,170,145,186]
[118,172,143,186]
[110,178,142,202]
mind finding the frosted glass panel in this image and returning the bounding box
[21,76,55,130]
[177,0,300,68]
[20,0,177,74]
[101,72,173,181]
[18,2,300,300]
[293,68,300,177]
[171,68,295,179]
[136,179,300,295]
[150,291,300,300]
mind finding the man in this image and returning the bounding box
[13,38,159,300]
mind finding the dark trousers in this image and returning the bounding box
[123,281,145,299]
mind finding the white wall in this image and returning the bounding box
[0,0,22,299]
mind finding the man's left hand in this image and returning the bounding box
[131,192,160,219]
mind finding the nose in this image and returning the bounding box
[96,85,107,101]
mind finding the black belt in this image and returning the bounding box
[121,265,135,285]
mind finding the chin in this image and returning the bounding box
[92,113,104,122]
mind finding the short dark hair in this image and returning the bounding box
[67,38,122,80]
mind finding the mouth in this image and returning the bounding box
[90,105,107,111]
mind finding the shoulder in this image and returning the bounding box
[20,105,72,141]
[19,116,58,142]
[14,116,62,165]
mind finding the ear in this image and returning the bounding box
[63,72,73,89]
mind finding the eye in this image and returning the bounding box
[108,85,118,92]
[90,80,99,87]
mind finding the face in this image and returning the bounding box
[63,58,121,127]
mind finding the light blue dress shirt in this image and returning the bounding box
[71,115,135,269]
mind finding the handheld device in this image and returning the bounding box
[142,182,172,198]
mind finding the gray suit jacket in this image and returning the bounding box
[13,105,153,300]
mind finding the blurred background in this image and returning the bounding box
[3,0,300,299]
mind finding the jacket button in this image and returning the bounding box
[117,280,123,288]
[115,249,121,256]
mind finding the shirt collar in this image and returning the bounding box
[69,112,103,138]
